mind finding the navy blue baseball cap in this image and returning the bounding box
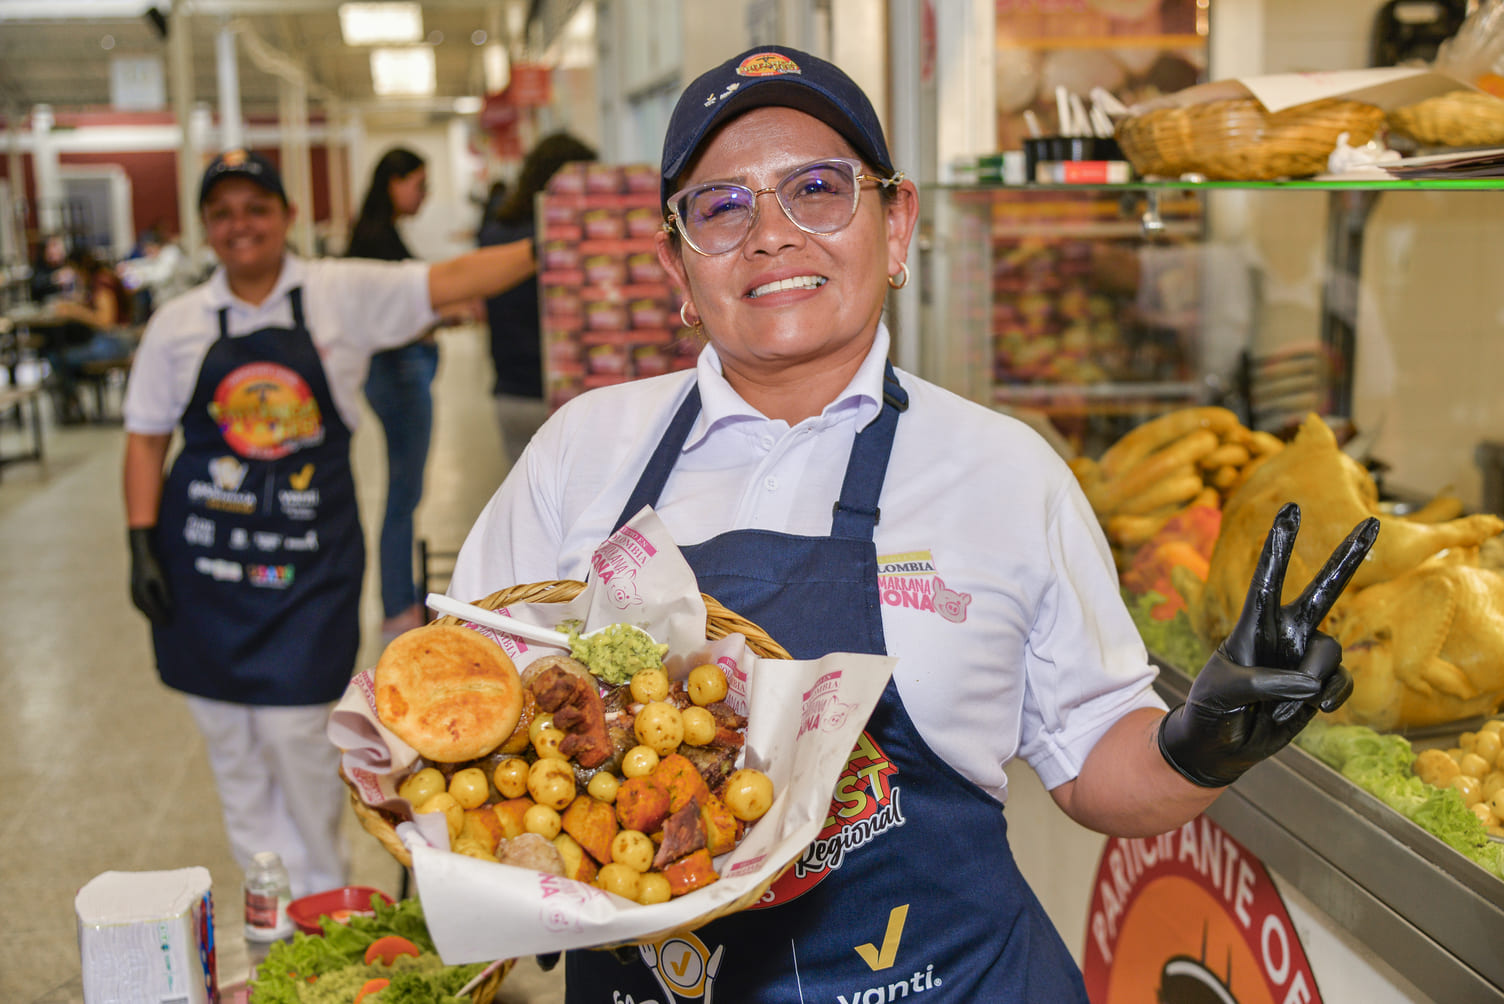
[660,45,896,206]
[199,149,287,207]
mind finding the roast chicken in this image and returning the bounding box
[1185,413,1504,729]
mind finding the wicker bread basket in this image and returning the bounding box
[348,579,796,945]
[1115,97,1386,180]
[1388,89,1504,147]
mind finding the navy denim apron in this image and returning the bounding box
[153,288,363,706]
[565,363,1087,1002]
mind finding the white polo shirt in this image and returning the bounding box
[123,254,436,435]
[450,324,1164,804]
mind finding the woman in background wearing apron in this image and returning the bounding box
[121,150,536,898]
[449,49,1375,1000]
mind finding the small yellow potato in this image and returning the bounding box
[416,792,465,842]
[634,701,684,756]
[722,768,774,821]
[636,873,672,905]
[528,712,557,744]
[1488,787,1504,820]
[681,706,716,746]
[523,803,562,839]
[596,862,641,900]
[398,767,445,807]
[1480,719,1504,736]
[687,664,729,706]
[1472,730,1502,764]
[493,758,530,799]
[448,767,491,809]
[611,830,655,872]
[1470,802,1498,826]
[621,745,660,778]
[528,757,578,810]
[1450,774,1482,803]
[534,726,569,761]
[1414,748,1461,787]
[1459,731,1478,752]
[587,771,620,803]
[1460,752,1492,780]
[1481,771,1504,801]
[630,667,670,704]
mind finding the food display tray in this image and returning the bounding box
[1153,658,1504,1001]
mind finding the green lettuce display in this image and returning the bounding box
[1296,720,1504,879]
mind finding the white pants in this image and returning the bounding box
[185,696,349,899]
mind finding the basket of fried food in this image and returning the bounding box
[343,578,811,950]
[1388,89,1504,147]
[1115,97,1386,180]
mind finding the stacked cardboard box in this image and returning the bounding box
[539,163,698,410]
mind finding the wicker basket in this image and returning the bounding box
[1388,89,1504,147]
[348,579,796,945]
[1115,97,1386,180]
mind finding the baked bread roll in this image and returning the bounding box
[375,625,523,762]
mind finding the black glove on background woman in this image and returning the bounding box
[1159,502,1380,788]
[128,526,174,625]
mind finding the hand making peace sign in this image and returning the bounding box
[1158,502,1381,788]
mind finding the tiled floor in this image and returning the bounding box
[0,325,564,1002]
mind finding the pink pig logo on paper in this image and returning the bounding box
[590,526,658,610]
[538,873,601,933]
[797,671,855,738]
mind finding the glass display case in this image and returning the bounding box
[919,177,1504,1001]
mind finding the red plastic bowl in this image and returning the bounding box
[286,885,391,935]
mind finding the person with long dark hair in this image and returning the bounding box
[347,147,438,640]
[477,132,597,468]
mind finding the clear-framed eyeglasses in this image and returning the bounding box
[663,157,905,256]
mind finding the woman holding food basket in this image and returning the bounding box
[121,149,536,900]
[449,46,1378,1002]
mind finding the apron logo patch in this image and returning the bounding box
[207,361,325,460]
[183,515,215,547]
[229,528,249,550]
[289,463,314,490]
[248,564,294,588]
[188,457,257,514]
[752,732,904,908]
[636,931,723,1003]
[281,530,319,552]
[194,556,242,582]
[877,551,972,624]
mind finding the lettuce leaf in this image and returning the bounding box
[1121,589,1214,674]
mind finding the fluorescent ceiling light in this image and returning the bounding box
[370,46,435,96]
[339,2,423,46]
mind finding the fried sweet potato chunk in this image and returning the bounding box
[562,794,619,865]
[663,849,718,897]
[615,775,672,833]
[698,793,739,857]
[492,797,533,840]
[652,753,710,814]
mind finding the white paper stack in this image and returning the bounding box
[75,867,218,1004]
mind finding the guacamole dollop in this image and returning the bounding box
[566,622,669,684]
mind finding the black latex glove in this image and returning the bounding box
[128,526,174,625]
[1158,502,1379,787]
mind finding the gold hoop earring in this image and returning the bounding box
[887,262,910,290]
[679,301,698,329]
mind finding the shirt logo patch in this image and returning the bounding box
[877,551,972,623]
[750,731,903,907]
[736,52,801,77]
[208,361,325,460]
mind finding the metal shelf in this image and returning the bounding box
[1153,659,1504,1002]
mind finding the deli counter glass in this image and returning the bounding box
[917,179,1504,1002]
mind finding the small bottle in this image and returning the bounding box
[243,851,293,942]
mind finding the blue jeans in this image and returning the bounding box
[363,339,439,619]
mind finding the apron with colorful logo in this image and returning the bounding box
[153,288,363,706]
[565,363,1088,1002]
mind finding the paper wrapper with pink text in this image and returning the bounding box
[328,507,896,962]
